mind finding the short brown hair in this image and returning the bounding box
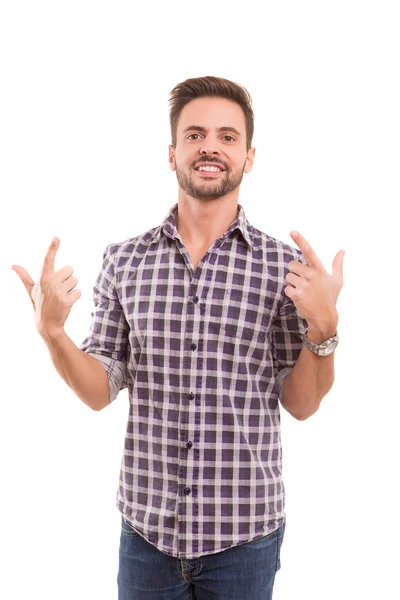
[169,76,254,151]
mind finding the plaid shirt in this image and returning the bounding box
[80,202,308,559]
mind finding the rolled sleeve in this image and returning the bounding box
[80,243,129,402]
[272,248,309,399]
[87,353,127,403]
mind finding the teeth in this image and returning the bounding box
[198,166,221,172]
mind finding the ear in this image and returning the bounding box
[168,145,176,171]
[244,147,256,174]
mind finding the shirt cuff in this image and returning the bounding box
[86,352,127,403]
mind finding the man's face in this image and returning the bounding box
[169,97,255,200]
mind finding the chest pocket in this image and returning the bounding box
[218,287,276,341]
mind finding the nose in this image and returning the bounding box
[199,145,221,156]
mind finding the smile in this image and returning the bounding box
[194,165,225,177]
[196,166,223,172]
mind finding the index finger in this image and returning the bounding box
[43,237,59,274]
[290,231,324,270]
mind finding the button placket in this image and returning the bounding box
[183,293,199,498]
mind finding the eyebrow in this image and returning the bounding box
[182,125,242,137]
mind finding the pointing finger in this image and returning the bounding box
[290,231,324,270]
[43,237,59,275]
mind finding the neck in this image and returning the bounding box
[175,195,239,248]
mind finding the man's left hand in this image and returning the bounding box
[285,231,345,335]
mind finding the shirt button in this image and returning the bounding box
[193,296,199,303]
[186,441,193,449]
[184,487,191,495]
[190,343,197,351]
[188,392,195,400]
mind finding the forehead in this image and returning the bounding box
[177,97,246,133]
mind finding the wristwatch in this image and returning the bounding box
[302,330,339,356]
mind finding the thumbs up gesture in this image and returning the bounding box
[11,237,81,338]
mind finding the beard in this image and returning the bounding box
[175,162,246,200]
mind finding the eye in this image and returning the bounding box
[187,134,202,140]
[223,135,235,142]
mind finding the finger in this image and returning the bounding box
[332,250,345,281]
[286,272,303,288]
[68,288,82,303]
[288,260,310,276]
[290,231,324,270]
[43,237,60,275]
[60,275,78,294]
[52,265,74,289]
[11,265,35,305]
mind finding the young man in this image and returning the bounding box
[12,76,344,599]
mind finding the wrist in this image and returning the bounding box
[39,327,65,343]
[306,325,337,345]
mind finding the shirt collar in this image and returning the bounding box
[150,203,254,250]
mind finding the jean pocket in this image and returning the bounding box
[121,516,140,537]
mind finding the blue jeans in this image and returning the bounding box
[118,515,286,599]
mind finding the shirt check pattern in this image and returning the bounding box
[80,202,308,559]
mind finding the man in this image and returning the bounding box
[12,76,344,600]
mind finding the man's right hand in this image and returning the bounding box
[11,237,81,337]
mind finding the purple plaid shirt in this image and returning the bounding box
[80,202,308,559]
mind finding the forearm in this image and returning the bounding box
[40,329,110,411]
[280,326,336,421]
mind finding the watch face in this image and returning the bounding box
[318,339,339,356]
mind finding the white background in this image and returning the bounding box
[1,1,399,599]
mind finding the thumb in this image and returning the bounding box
[11,265,36,306]
[332,250,345,282]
